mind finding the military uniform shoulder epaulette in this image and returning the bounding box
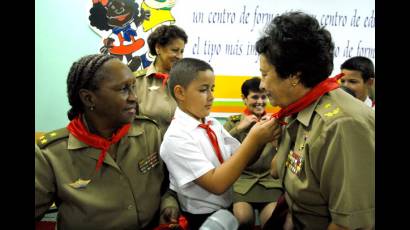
[135,115,158,126]
[37,128,69,149]
[229,114,242,122]
[133,69,147,78]
[315,97,344,122]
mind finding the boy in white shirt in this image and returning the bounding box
[340,56,375,109]
[160,58,281,229]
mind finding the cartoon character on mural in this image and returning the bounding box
[88,0,177,71]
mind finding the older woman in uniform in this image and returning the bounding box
[257,12,375,229]
[35,54,179,229]
[134,24,188,136]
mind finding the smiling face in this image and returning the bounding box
[106,0,134,27]
[243,91,267,117]
[92,59,137,128]
[155,38,186,72]
[178,70,215,121]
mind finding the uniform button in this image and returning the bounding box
[128,204,133,210]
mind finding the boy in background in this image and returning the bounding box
[340,56,375,108]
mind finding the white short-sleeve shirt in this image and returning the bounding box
[160,107,240,214]
[364,96,375,110]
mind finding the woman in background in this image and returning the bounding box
[134,24,188,136]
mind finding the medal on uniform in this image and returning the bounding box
[285,150,305,177]
[138,152,160,173]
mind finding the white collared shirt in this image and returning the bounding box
[364,96,375,109]
[160,107,240,214]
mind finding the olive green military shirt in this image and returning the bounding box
[35,116,178,230]
[224,114,282,196]
[275,89,375,229]
[134,63,177,137]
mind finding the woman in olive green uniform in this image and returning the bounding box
[35,54,179,229]
[257,12,375,229]
[223,77,282,229]
[134,25,188,137]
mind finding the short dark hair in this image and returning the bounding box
[255,11,334,88]
[168,58,213,100]
[241,77,262,97]
[340,56,375,81]
[147,25,188,56]
[66,54,119,120]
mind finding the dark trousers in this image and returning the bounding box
[262,194,289,230]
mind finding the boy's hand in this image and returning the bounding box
[260,113,272,121]
[248,117,281,146]
[237,114,258,131]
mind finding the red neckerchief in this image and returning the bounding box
[198,120,224,164]
[243,108,266,121]
[154,216,189,230]
[272,73,344,125]
[152,72,169,88]
[66,115,131,172]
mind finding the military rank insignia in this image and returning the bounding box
[138,152,160,174]
[285,150,305,177]
[230,114,241,122]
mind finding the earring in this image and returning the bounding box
[90,105,95,111]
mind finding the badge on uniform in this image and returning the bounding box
[138,152,160,173]
[69,178,91,189]
[285,150,304,177]
[298,133,308,152]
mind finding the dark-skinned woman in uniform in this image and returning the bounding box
[134,24,188,137]
[258,12,375,230]
[35,54,180,229]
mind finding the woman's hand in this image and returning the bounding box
[159,207,180,225]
